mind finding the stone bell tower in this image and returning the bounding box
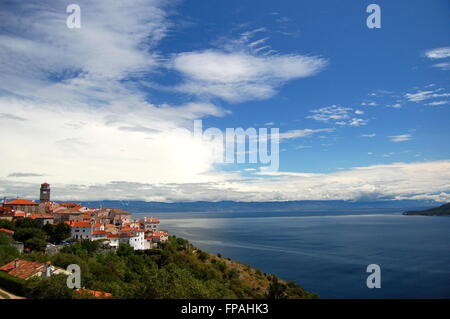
[40,183,50,203]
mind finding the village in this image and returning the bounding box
[0,183,169,251]
[0,183,169,298]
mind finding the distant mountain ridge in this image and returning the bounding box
[70,199,438,214]
[403,203,450,216]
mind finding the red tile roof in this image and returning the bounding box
[29,214,53,219]
[68,221,92,227]
[0,259,45,279]
[110,209,130,215]
[13,212,25,217]
[4,199,38,206]
[75,289,112,298]
[92,230,106,235]
[147,232,168,237]
[60,203,80,207]
[0,228,14,235]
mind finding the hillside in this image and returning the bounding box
[403,203,450,216]
[0,233,318,299]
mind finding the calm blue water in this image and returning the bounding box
[135,211,450,298]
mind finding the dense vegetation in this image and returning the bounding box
[0,230,318,299]
[0,218,71,252]
[403,202,450,216]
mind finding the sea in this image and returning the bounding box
[133,210,450,298]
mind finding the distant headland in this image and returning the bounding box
[403,203,450,216]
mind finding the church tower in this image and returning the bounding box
[40,183,50,203]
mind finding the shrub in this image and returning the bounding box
[198,251,209,261]
[0,220,15,231]
[25,275,73,299]
[0,271,27,296]
[215,261,227,273]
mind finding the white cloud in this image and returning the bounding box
[425,47,450,59]
[426,100,449,106]
[0,0,170,103]
[3,161,450,202]
[171,50,327,102]
[433,62,450,70]
[382,152,395,158]
[404,89,450,102]
[389,134,412,142]
[361,134,376,138]
[307,105,368,127]
[0,1,233,189]
[279,128,334,140]
[0,98,229,185]
[361,102,377,106]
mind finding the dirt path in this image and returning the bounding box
[0,287,24,299]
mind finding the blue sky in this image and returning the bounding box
[159,0,450,173]
[0,0,449,202]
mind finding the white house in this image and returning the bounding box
[107,228,146,250]
[92,230,107,241]
[69,221,93,240]
[128,229,146,250]
[146,231,168,243]
[142,217,160,233]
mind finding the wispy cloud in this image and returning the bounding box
[361,133,376,138]
[427,100,449,106]
[389,134,412,142]
[433,62,450,70]
[425,47,450,59]
[8,172,44,178]
[361,101,378,106]
[0,113,27,121]
[404,88,450,102]
[0,1,230,187]
[171,50,327,103]
[307,105,368,126]
[279,128,334,140]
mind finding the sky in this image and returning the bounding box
[0,0,449,202]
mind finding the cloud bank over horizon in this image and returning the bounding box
[2,160,450,203]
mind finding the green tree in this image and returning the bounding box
[15,218,41,229]
[267,277,287,299]
[117,243,134,257]
[0,233,19,265]
[25,237,47,252]
[198,251,209,261]
[54,223,71,242]
[80,239,100,254]
[44,223,71,243]
[25,275,73,299]
[0,220,15,231]
[13,227,46,243]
